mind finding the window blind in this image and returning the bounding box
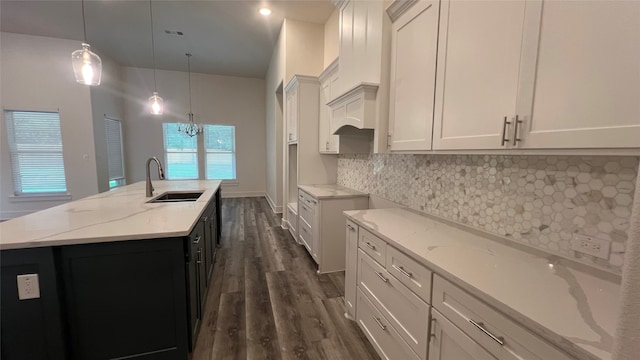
[204,125,236,180]
[5,110,68,195]
[163,123,198,180]
[105,117,125,183]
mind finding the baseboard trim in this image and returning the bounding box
[265,193,283,214]
[221,191,265,199]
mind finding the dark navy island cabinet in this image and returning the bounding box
[0,190,220,360]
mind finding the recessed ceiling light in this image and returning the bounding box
[259,8,271,16]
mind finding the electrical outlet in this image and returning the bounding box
[571,234,611,260]
[17,274,40,300]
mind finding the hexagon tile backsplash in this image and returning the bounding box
[337,154,639,272]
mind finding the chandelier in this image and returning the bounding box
[177,53,203,137]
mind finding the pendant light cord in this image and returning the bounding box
[149,0,158,92]
[81,0,88,42]
[187,53,193,113]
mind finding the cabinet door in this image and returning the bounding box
[522,1,640,148]
[329,72,341,152]
[432,0,541,150]
[338,0,355,96]
[319,78,333,153]
[345,220,358,319]
[389,0,439,151]
[429,309,497,360]
[286,88,298,143]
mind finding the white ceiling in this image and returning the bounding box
[1,0,335,78]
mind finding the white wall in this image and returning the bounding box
[324,8,340,68]
[0,32,100,219]
[90,56,124,193]
[284,19,325,86]
[265,22,286,213]
[121,67,266,197]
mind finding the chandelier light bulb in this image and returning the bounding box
[72,43,102,85]
[149,92,164,115]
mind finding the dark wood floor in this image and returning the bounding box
[193,197,380,360]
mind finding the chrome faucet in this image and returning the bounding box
[146,157,165,197]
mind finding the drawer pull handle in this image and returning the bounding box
[365,242,376,250]
[193,235,201,244]
[375,271,389,283]
[374,317,387,331]
[392,264,413,278]
[469,319,505,346]
[346,224,355,231]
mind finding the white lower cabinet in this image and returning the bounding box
[429,309,497,360]
[299,189,368,273]
[347,221,578,360]
[358,249,430,359]
[345,219,359,319]
[357,289,421,360]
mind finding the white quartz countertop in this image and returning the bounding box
[0,180,221,250]
[298,184,368,199]
[344,208,620,360]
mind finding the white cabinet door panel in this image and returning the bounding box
[523,0,640,148]
[389,0,439,151]
[433,0,540,150]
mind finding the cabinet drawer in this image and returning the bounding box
[386,246,432,304]
[358,250,429,359]
[287,206,297,233]
[356,289,420,360]
[298,191,316,227]
[432,275,574,360]
[358,228,387,266]
[429,308,497,360]
[298,219,314,259]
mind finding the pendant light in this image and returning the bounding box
[71,0,102,85]
[177,53,203,137]
[147,0,163,115]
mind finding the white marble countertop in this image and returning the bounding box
[0,180,221,250]
[344,208,619,360]
[298,184,368,199]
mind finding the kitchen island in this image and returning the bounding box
[0,180,222,360]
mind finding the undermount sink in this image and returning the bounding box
[148,191,204,203]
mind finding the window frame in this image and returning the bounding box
[162,123,199,180]
[204,124,237,181]
[4,109,71,201]
[105,116,126,189]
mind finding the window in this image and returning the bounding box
[105,117,125,189]
[4,110,68,195]
[162,123,198,180]
[204,125,236,180]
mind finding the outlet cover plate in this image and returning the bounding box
[17,274,40,300]
[571,234,611,260]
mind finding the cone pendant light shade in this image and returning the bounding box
[72,0,102,85]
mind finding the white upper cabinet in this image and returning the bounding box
[319,59,341,153]
[432,0,541,150]
[286,85,299,144]
[388,0,440,152]
[521,0,640,149]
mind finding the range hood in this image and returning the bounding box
[328,83,379,135]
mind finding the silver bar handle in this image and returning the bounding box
[374,317,387,330]
[392,264,413,278]
[501,116,511,146]
[513,115,523,145]
[193,235,201,244]
[468,319,505,346]
[375,271,389,283]
[196,249,202,264]
[365,242,376,250]
[346,224,355,231]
